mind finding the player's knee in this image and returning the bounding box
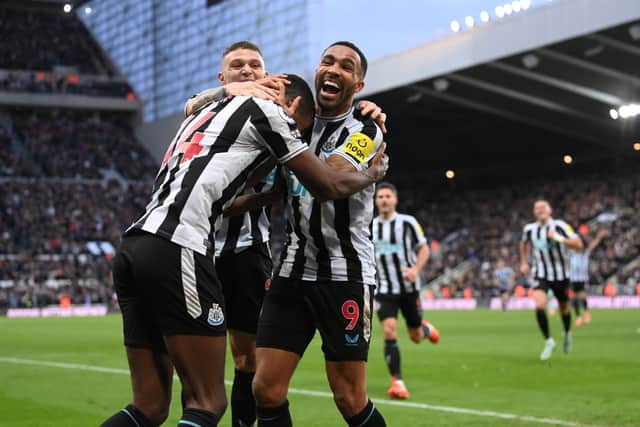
[332,389,366,417]
[382,321,397,340]
[233,352,257,372]
[134,398,171,425]
[252,376,287,408]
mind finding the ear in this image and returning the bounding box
[217,71,225,84]
[353,79,365,94]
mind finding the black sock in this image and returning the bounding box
[101,405,154,427]
[573,298,581,316]
[179,408,219,427]
[562,311,571,333]
[384,340,401,379]
[345,400,386,427]
[583,298,589,312]
[232,369,256,427]
[257,400,292,427]
[536,309,550,339]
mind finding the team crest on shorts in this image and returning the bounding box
[207,303,224,326]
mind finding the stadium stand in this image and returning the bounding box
[399,165,640,299]
[0,4,152,310]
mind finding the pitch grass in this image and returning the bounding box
[1,309,639,426]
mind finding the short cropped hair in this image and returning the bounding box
[283,74,315,123]
[223,41,262,58]
[324,41,368,78]
[376,182,397,195]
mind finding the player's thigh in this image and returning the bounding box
[309,281,374,363]
[126,346,173,417]
[325,360,368,418]
[399,291,423,329]
[256,276,315,358]
[112,235,167,353]
[223,244,272,336]
[551,280,570,305]
[164,334,227,413]
[228,329,257,371]
[253,347,301,406]
[534,281,550,308]
[376,297,400,339]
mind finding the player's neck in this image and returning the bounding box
[316,102,353,118]
[538,217,551,225]
[380,210,396,220]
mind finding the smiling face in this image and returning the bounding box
[314,44,365,116]
[218,48,267,84]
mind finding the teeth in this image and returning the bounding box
[323,81,340,89]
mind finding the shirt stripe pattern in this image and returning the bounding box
[569,250,590,283]
[372,213,427,295]
[276,107,383,285]
[522,218,577,282]
[127,96,308,256]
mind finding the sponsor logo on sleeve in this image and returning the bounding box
[342,132,374,163]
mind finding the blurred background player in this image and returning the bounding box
[372,182,439,400]
[520,200,583,361]
[494,258,515,311]
[570,228,608,326]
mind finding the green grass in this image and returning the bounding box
[1,309,639,426]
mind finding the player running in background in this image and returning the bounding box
[251,41,387,427]
[100,77,389,427]
[570,228,608,326]
[494,258,515,311]
[520,200,583,361]
[371,182,439,400]
[182,41,387,427]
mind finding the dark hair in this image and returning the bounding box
[376,182,397,195]
[324,41,368,78]
[223,41,262,58]
[283,74,315,122]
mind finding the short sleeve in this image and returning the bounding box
[522,225,532,242]
[330,117,383,171]
[249,98,308,164]
[555,220,577,239]
[405,216,427,249]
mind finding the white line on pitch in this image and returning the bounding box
[0,357,594,427]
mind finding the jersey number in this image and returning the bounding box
[342,300,360,331]
[160,112,215,168]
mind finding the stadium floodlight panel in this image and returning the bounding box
[465,16,475,28]
[504,3,513,14]
[512,1,521,12]
[495,5,505,18]
[63,3,72,13]
[451,20,461,32]
[563,155,573,165]
[609,109,619,120]
[618,104,640,119]
[521,0,532,9]
[634,142,640,151]
[480,11,490,23]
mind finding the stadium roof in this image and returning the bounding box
[361,0,640,180]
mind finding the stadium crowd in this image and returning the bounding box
[0,6,108,74]
[399,167,640,298]
[4,110,156,180]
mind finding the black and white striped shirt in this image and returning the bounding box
[276,108,383,285]
[127,96,308,256]
[372,213,428,295]
[569,250,590,283]
[213,169,275,257]
[522,218,577,282]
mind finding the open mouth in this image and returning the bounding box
[319,80,342,100]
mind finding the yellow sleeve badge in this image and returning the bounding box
[341,132,375,164]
